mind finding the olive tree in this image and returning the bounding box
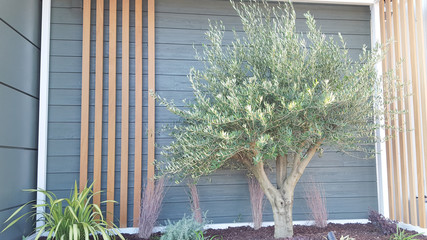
[157,1,391,238]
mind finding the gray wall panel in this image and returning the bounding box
[0,85,39,149]
[47,0,376,226]
[0,1,40,239]
[0,0,41,47]
[0,22,40,97]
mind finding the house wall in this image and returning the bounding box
[0,0,41,239]
[48,0,377,226]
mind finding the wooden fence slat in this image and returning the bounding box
[407,0,427,227]
[147,0,156,189]
[93,0,104,209]
[400,0,418,226]
[120,0,130,228]
[133,0,143,227]
[79,0,91,192]
[392,0,409,223]
[381,0,395,220]
[415,0,427,228]
[107,0,117,225]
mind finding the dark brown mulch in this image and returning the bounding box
[39,223,427,240]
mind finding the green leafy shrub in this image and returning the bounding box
[1,182,124,240]
[160,215,205,240]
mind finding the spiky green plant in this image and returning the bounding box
[1,182,124,240]
[156,0,398,238]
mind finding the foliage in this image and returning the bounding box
[248,176,264,230]
[160,215,205,240]
[157,0,389,181]
[1,182,123,240]
[195,230,223,240]
[304,177,328,228]
[368,210,398,235]
[389,227,420,240]
[139,178,166,239]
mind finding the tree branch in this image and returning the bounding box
[284,139,324,192]
[276,155,287,190]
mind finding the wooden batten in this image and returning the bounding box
[107,0,117,225]
[415,0,427,228]
[120,0,130,228]
[399,0,418,226]
[93,0,104,209]
[147,0,156,189]
[380,0,395,220]
[133,0,143,227]
[79,0,91,192]
[392,0,409,223]
[407,0,426,227]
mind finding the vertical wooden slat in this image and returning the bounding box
[147,0,156,188]
[386,0,402,221]
[392,0,409,223]
[133,0,143,227]
[407,0,427,227]
[120,0,130,228]
[79,0,91,191]
[107,0,117,225]
[415,0,427,227]
[93,0,104,208]
[400,0,418,226]
[381,0,396,220]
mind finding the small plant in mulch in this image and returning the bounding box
[390,227,421,240]
[160,214,206,240]
[248,176,265,230]
[138,178,166,239]
[368,210,398,235]
[303,177,328,228]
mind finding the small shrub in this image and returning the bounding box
[248,176,264,230]
[340,235,355,240]
[195,230,223,240]
[390,227,420,240]
[303,177,328,228]
[188,183,203,223]
[160,215,205,240]
[368,210,398,235]
[139,178,166,239]
[1,182,123,240]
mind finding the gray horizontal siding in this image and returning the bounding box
[0,1,40,239]
[48,0,376,227]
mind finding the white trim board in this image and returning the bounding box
[36,0,52,229]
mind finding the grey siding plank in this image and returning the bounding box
[0,22,40,97]
[0,0,41,47]
[0,148,37,208]
[0,85,39,149]
[48,0,376,225]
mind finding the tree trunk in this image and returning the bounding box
[268,186,294,238]
[271,200,293,238]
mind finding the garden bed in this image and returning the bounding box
[117,223,427,240]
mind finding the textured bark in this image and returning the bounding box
[241,140,324,238]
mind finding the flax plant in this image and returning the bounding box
[2,182,124,240]
[156,0,398,238]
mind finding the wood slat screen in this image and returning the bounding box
[380,0,427,227]
[79,0,156,227]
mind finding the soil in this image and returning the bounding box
[38,223,427,240]
[121,223,427,240]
